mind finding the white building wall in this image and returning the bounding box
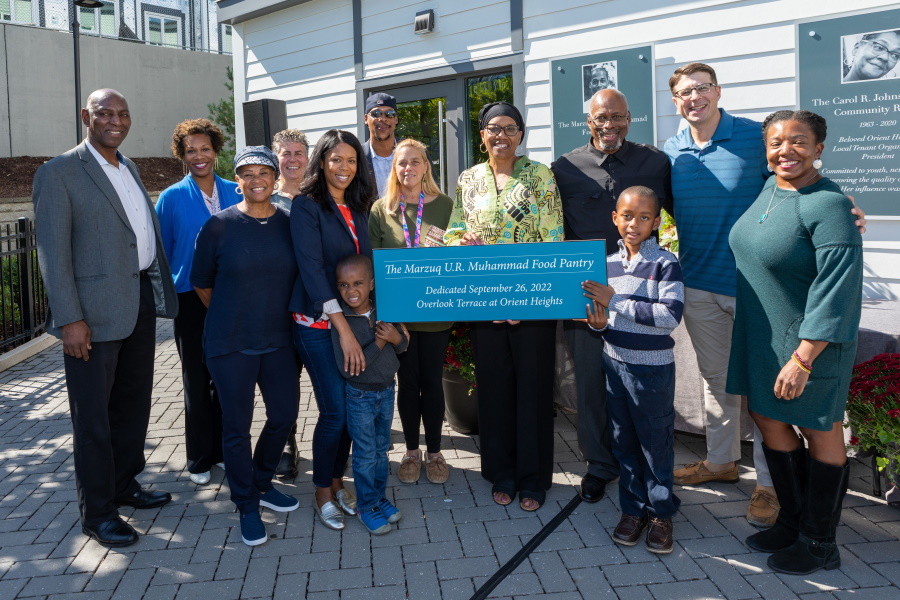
[235,0,357,147]
[229,0,900,298]
[521,0,900,299]
[360,0,511,79]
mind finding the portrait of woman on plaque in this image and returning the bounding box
[841,29,900,83]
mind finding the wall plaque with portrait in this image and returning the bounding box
[799,10,900,216]
[550,46,655,158]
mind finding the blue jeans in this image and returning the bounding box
[603,354,680,519]
[293,324,352,488]
[345,382,394,511]
[207,347,299,513]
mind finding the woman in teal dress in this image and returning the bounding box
[727,110,862,576]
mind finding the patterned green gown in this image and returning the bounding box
[726,177,863,431]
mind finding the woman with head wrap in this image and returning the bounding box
[444,102,564,511]
[155,118,241,487]
[191,146,301,546]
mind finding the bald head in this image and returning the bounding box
[587,89,630,154]
[589,89,628,115]
[85,89,127,115]
[82,88,131,154]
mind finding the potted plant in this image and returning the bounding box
[845,353,900,503]
[443,323,479,434]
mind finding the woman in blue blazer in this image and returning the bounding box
[288,129,376,530]
[155,119,240,486]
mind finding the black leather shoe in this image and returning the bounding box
[82,517,138,547]
[579,474,607,503]
[115,488,172,509]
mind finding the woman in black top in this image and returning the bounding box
[191,146,300,547]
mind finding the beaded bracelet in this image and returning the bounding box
[791,351,812,374]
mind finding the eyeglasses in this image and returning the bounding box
[673,83,718,99]
[484,124,521,136]
[862,39,900,63]
[588,114,628,126]
[368,109,397,119]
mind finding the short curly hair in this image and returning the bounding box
[171,118,226,159]
[272,129,309,154]
[762,110,827,144]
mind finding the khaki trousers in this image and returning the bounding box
[682,287,744,465]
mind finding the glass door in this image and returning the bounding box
[387,80,461,195]
[369,70,514,194]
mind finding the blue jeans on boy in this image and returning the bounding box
[345,382,394,512]
[602,354,680,519]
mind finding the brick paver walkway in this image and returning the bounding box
[1,320,898,599]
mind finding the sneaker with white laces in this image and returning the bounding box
[377,498,402,524]
[357,505,391,535]
[259,487,299,512]
[240,511,267,546]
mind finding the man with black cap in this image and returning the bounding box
[361,92,399,199]
[551,89,671,507]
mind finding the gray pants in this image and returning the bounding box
[564,320,619,481]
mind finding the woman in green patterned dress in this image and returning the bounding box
[727,110,863,576]
[444,101,564,511]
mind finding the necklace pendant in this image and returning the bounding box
[759,213,767,224]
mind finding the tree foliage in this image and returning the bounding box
[208,67,236,179]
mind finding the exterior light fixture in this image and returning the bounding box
[414,9,435,35]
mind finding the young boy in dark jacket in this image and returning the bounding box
[331,254,408,535]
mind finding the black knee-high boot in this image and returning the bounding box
[746,443,806,553]
[768,457,849,575]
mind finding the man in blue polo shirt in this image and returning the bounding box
[663,63,866,528]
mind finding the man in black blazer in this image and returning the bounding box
[360,92,399,199]
[33,89,178,547]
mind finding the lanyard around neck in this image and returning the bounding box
[399,191,425,248]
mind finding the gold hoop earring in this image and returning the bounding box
[182,161,188,175]
[215,156,219,171]
[479,142,487,154]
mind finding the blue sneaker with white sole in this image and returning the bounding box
[259,488,299,512]
[377,498,402,524]
[358,505,391,535]
[240,511,267,546]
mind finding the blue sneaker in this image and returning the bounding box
[377,498,402,524]
[259,487,299,512]
[240,511,267,546]
[357,505,391,535]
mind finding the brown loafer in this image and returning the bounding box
[673,462,739,485]
[398,451,422,484]
[612,513,648,546]
[747,488,780,528]
[646,517,674,554]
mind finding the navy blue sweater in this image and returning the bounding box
[191,205,297,358]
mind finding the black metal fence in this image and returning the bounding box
[1,217,48,353]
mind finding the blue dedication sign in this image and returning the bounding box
[373,240,608,323]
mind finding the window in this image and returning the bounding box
[146,13,180,47]
[80,2,116,37]
[0,0,34,24]
[221,24,232,54]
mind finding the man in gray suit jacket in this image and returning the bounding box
[33,89,178,547]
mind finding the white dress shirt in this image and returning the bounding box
[86,140,156,270]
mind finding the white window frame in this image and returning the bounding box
[145,12,182,48]
[0,0,36,25]
[79,1,118,38]
[220,23,232,54]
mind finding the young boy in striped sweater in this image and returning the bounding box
[582,185,685,555]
